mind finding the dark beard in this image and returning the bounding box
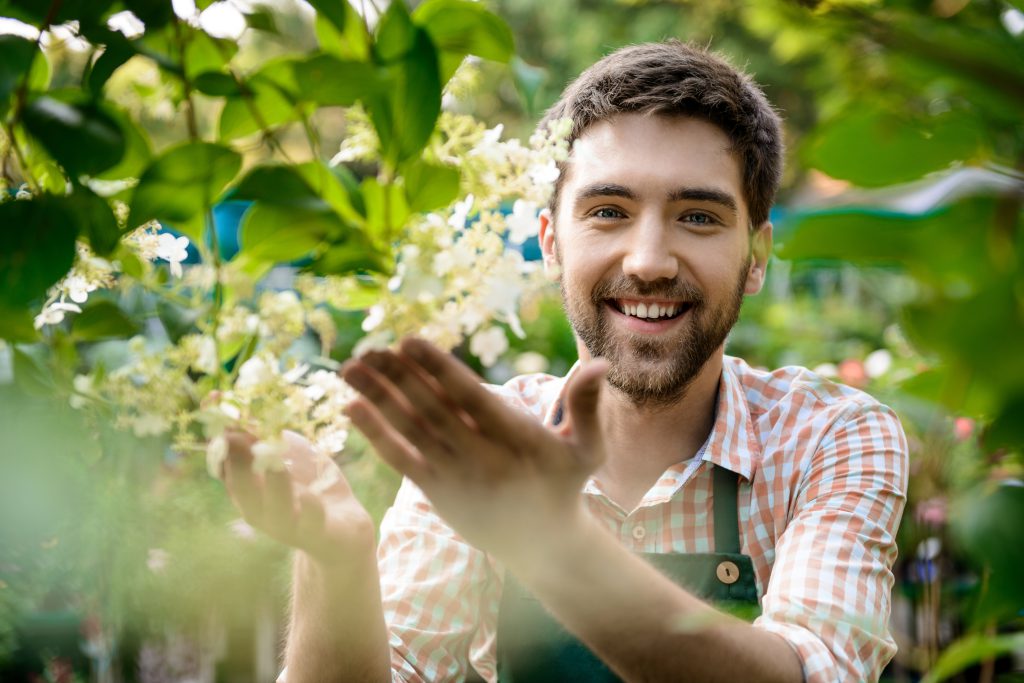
[561,258,750,408]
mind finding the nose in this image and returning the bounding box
[621,218,678,282]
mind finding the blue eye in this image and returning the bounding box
[684,212,717,227]
[593,207,623,219]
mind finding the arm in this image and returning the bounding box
[221,430,391,683]
[342,340,803,683]
[753,403,909,683]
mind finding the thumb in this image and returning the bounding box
[564,358,608,457]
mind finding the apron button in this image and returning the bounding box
[716,560,740,585]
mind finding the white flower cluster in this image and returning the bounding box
[353,115,572,365]
[34,242,116,329]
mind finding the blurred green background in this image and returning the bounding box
[1,0,1023,681]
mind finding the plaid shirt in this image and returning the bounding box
[377,355,908,683]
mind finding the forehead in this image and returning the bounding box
[561,114,744,208]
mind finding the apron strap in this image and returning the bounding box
[712,465,741,554]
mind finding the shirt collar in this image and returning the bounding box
[546,358,760,482]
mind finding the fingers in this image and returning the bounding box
[564,359,608,462]
[223,429,264,524]
[344,396,431,484]
[398,338,517,435]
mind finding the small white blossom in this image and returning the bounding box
[528,159,560,186]
[864,349,893,378]
[448,193,475,231]
[206,434,228,479]
[155,233,189,277]
[133,412,171,437]
[362,305,385,332]
[506,200,539,245]
[34,301,82,329]
[251,438,288,474]
[470,326,508,367]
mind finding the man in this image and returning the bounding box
[223,40,908,683]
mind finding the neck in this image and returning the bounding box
[586,349,723,512]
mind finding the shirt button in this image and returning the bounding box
[716,560,740,585]
[631,525,646,541]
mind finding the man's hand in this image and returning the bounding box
[221,429,376,568]
[341,337,608,571]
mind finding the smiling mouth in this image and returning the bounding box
[606,298,692,323]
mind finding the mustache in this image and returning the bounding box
[590,276,704,305]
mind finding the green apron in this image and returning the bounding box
[492,465,759,683]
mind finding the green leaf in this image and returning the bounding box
[0,197,79,309]
[511,56,547,117]
[233,164,319,205]
[22,96,127,177]
[806,106,985,187]
[361,177,409,242]
[218,75,297,140]
[314,6,370,61]
[306,0,347,33]
[0,35,37,112]
[413,0,514,63]
[984,394,1024,452]
[85,30,137,97]
[0,306,38,343]
[70,188,120,257]
[244,7,278,33]
[952,483,1024,623]
[294,161,365,226]
[184,29,237,80]
[306,237,392,276]
[401,159,460,213]
[923,632,1024,683]
[375,0,417,62]
[93,106,153,181]
[292,55,379,106]
[240,203,343,263]
[129,142,242,227]
[71,301,142,341]
[776,209,920,265]
[193,71,240,96]
[369,28,441,164]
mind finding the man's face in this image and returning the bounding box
[539,113,771,406]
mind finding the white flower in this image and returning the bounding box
[133,412,170,437]
[236,355,277,390]
[813,363,838,379]
[864,349,893,378]
[251,438,288,473]
[33,301,82,329]
[304,370,345,401]
[197,402,240,438]
[107,10,145,38]
[362,305,385,332]
[448,193,475,231]
[528,159,560,186]
[314,426,348,455]
[206,434,228,478]
[155,233,189,277]
[64,275,94,304]
[199,1,246,40]
[146,548,170,573]
[507,199,538,245]
[514,351,549,375]
[470,326,508,367]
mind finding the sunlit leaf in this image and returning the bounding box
[129,142,242,227]
[401,159,460,213]
[85,30,137,97]
[0,306,38,343]
[361,176,409,242]
[375,0,417,61]
[806,106,984,187]
[923,632,1024,683]
[314,5,370,61]
[292,55,379,106]
[306,0,347,33]
[413,0,514,63]
[218,76,297,140]
[240,202,343,263]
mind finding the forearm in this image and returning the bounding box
[509,510,803,683]
[284,549,391,683]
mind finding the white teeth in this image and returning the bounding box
[617,301,684,319]
[649,303,661,318]
[637,302,648,318]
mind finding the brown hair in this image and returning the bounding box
[541,40,783,227]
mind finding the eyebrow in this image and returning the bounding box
[575,183,739,216]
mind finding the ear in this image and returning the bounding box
[744,221,773,295]
[538,208,561,282]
